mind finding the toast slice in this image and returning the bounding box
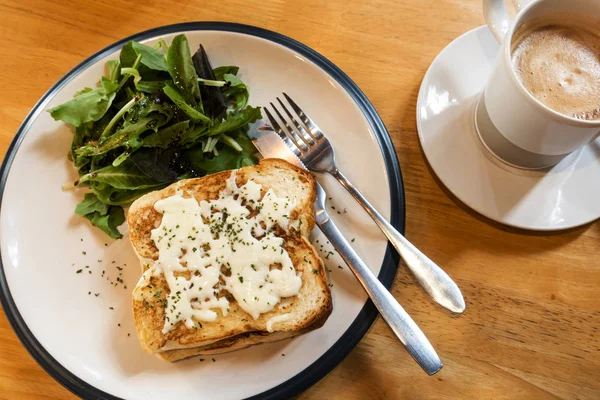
[128,158,332,361]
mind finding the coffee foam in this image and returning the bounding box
[511,13,600,121]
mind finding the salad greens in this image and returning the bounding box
[49,34,262,238]
[74,193,125,239]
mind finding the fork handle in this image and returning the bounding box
[316,213,443,375]
[330,169,466,313]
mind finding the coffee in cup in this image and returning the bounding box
[511,13,600,121]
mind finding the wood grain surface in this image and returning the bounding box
[0,0,599,399]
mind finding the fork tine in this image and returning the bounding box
[276,97,315,146]
[282,92,324,140]
[269,102,309,152]
[264,108,302,157]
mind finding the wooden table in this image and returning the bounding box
[1,0,598,398]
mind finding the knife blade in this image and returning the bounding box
[250,125,307,169]
[251,125,443,375]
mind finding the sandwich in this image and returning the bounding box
[127,158,333,361]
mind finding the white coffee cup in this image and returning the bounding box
[476,0,600,169]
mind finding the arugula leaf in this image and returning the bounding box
[222,73,249,110]
[71,123,92,162]
[232,130,259,155]
[211,67,248,109]
[136,80,169,93]
[89,153,109,171]
[120,68,169,95]
[100,77,119,94]
[131,41,168,71]
[213,66,239,81]
[120,68,169,94]
[120,41,169,81]
[133,94,176,120]
[50,61,122,128]
[157,38,169,53]
[130,147,178,183]
[98,94,143,141]
[143,120,190,148]
[48,88,116,127]
[75,87,93,96]
[92,184,166,206]
[107,60,121,81]
[79,160,163,190]
[80,94,175,157]
[121,67,142,86]
[75,192,108,215]
[183,145,256,175]
[166,35,202,109]
[163,83,210,124]
[206,106,262,136]
[95,206,126,239]
[76,114,166,157]
[120,41,138,68]
[179,124,208,146]
[75,193,125,239]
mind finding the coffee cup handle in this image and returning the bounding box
[483,0,533,42]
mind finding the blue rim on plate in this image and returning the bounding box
[0,22,404,400]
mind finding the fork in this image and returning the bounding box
[265,93,465,314]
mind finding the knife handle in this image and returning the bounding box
[316,208,443,375]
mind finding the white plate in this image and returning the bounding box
[417,26,600,231]
[0,23,404,399]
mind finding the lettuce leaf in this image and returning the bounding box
[74,193,125,239]
[48,88,116,127]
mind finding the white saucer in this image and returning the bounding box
[416,26,600,231]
